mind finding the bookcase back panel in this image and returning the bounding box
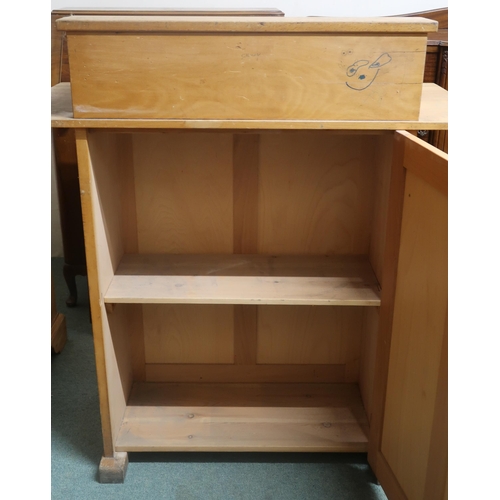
[257,306,363,365]
[128,131,379,256]
[368,133,394,284]
[136,303,365,380]
[142,304,235,364]
[257,133,378,254]
[88,130,384,381]
[133,133,234,254]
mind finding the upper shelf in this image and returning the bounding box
[104,254,381,306]
[51,82,447,130]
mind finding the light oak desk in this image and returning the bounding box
[51,16,448,500]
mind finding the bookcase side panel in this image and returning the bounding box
[77,130,132,454]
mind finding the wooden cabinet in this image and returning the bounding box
[51,15,448,498]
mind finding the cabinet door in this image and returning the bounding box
[368,130,448,500]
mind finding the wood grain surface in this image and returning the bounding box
[115,382,369,452]
[57,15,437,33]
[66,32,428,121]
[381,168,447,500]
[51,82,448,130]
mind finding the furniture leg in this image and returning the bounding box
[98,452,128,483]
[63,263,87,307]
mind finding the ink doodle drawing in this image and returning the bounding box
[345,53,392,91]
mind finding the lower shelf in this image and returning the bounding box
[115,383,369,453]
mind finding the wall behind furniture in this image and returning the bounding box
[50,0,448,257]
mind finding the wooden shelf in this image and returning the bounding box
[51,82,447,130]
[115,383,369,452]
[104,254,381,306]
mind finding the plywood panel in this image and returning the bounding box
[381,170,447,500]
[128,382,361,407]
[233,134,260,366]
[87,131,126,276]
[234,306,257,365]
[145,363,346,383]
[126,304,146,382]
[113,253,380,278]
[117,134,139,254]
[133,132,233,254]
[66,28,430,120]
[257,306,363,366]
[369,133,394,284]
[258,134,377,254]
[254,132,377,380]
[233,134,259,254]
[106,304,135,401]
[142,304,234,364]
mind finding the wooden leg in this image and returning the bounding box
[51,276,67,353]
[98,452,129,483]
[63,263,87,307]
[63,264,78,307]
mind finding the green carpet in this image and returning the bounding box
[51,257,387,499]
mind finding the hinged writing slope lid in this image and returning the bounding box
[59,16,438,121]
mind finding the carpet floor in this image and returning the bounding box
[51,257,387,500]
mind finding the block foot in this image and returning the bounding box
[98,452,128,483]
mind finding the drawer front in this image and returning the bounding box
[67,33,427,121]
